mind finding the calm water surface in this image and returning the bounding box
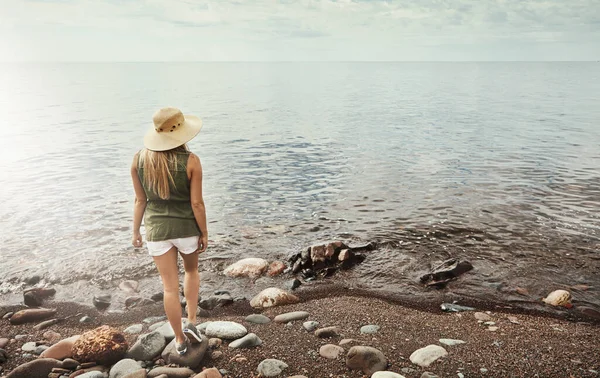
[0,63,598,313]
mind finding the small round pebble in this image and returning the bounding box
[360,324,380,334]
[303,321,319,332]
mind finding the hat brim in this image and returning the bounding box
[144,115,203,151]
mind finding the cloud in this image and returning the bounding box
[0,0,599,61]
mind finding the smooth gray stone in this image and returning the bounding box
[273,311,309,323]
[303,321,319,332]
[245,314,271,324]
[229,333,262,349]
[108,358,142,378]
[147,367,195,378]
[148,321,166,332]
[439,338,465,346]
[154,321,175,341]
[142,316,166,324]
[124,324,143,334]
[78,372,108,378]
[126,331,166,361]
[257,359,288,377]
[205,321,247,340]
[360,324,380,334]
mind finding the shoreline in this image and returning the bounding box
[1,292,599,377]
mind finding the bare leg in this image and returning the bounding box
[153,247,185,344]
[180,250,200,324]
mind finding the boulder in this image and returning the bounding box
[126,331,166,361]
[346,346,387,375]
[161,336,209,369]
[409,345,448,367]
[72,326,128,365]
[109,359,142,378]
[40,335,80,360]
[5,358,62,378]
[9,308,57,325]
[223,258,269,278]
[249,288,299,308]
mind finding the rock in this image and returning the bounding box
[193,367,222,378]
[24,275,41,285]
[40,335,80,360]
[483,321,496,326]
[125,297,155,309]
[14,334,28,340]
[488,326,499,332]
[474,312,492,321]
[23,287,56,307]
[256,359,288,377]
[34,318,60,330]
[0,338,8,348]
[205,321,247,340]
[34,345,48,355]
[5,358,62,378]
[401,367,417,374]
[124,324,143,334]
[2,311,14,319]
[61,358,79,369]
[250,288,300,308]
[108,359,141,378]
[420,259,473,288]
[409,345,448,367]
[0,348,7,363]
[21,341,37,352]
[319,344,344,359]
[315,326,339,338]
[197,321,211,334]
[229,333,262,349]
[119,280,139,293]
[303,321,319,332]
[142,316,166,324]
[79,372,109,378]
[126,331,166,361]
[542,290,572,308]
[440,303,475,312]
[210,350,223,359]
[199,294,233,310]
[161,336,209,369]
[148,321,166,332]
[92,295,112,310]
[72,326,128,365]
[154,322,175,341]
[9,308,57,324]
[274,311,310,323]
[339,338,359,347]
[223,258,269,278]
[284,279,302,291]
[245,314,271,324]
[21,353,33,358]
[439,338,465,346]
[360,325,380,334]
[80,316,93,324]
[147,367,195,378]
[420,373,439,378]
[267,261,286,276]
[338,249,354,262]
[42,330,62,344]
[480,368,488,373]
[150,293,164,302]
[577,306,600,320]
[371,372,406,378]
[346,346,387,375]
[205,338,221,351]
[287,376,309,378]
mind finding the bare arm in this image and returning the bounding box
[188,153,208,252]
[131,154,147,247]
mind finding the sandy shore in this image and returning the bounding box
[1,291,599,378]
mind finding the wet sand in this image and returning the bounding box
[1,292,599,377]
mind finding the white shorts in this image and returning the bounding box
[147,236,199,257]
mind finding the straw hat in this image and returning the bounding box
[144,107,203,151]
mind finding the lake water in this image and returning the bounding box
[0,62,599,314]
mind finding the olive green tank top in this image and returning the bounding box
[137,151,201,242]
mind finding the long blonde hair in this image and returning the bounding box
[139,144,188,200]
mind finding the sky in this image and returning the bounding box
[0,0,599,62]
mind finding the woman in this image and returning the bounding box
[130,107,208,355]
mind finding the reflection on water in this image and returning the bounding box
[0,62,598,311]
